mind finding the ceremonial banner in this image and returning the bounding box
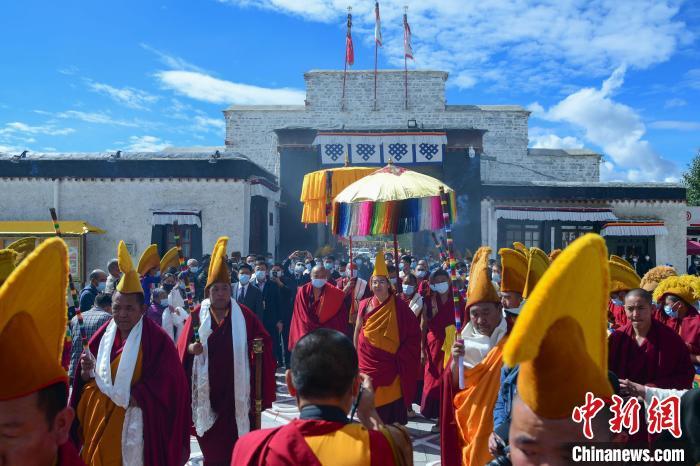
[314,131,447,166]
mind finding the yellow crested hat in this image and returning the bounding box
[640,266,677,292]
[548,249,562,262]
[6,237,37,265]
[0,249,18,285]
[512,242,529,256]
[206,237,231,290]
[116,241,144,295]
[653,275,698,307]
[0,238,69,400]
[372,249,389,278]
[466,246,500,309]
[523,248,550,299]
[137,244,160,276]
[609,260,641,294]
[503,234,613,419]
[610,254,634,269]
[160,247,180,274]
[499,248,528,295]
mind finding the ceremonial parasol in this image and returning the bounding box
[300,166,376,225]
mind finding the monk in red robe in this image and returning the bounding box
[71,241,191,466]
[354,251,420,425]
[420,268,465,419]
[337,261,372,328]
[0,238,86,466]
[232,328,411,466]
[652,276,700,367]
[178,237,276,466]
[608,259,641,329]
[288,264,350,351]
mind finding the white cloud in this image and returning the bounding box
[685,68,700,89]
[663,97,687,108]
[649,120,700,131]
[219,0,691,91]
[528,131,584,150]
[154,70,305,105]
[193,115,226,132]
[140,43,206,73]
[0,121,75,136]
[125,135,170,152]
[532,65,678,182]
[87,81,159,110]
[55,110,141,127]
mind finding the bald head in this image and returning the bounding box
[310,265,327,279]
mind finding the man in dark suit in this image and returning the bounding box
[271,262,295,367]
[232,263,264,322]
[252,260,283,365]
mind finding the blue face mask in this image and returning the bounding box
[160,299,169,307]
[492,273,501,284]
[430,282,449,295]
[96,282,106,292]
[324,262,333,270]
[312,278,327,289]
[178,282,186,290]
[664,305,678,318]
[611,298,624,307]
[402,284,415,295]
[399,263,405,271]
[255,270,266,281]
[239,274,251,285]
[189,266,199,274]
[155,271,161,278]
[355,259,363,265]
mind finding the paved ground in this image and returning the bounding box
[188,369,441,465]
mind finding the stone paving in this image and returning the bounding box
[188,369,441,465]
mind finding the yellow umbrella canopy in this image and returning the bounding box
[332,164,456,237]
[300,166,376,224]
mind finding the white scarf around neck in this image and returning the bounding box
[460,317,508,369]
[192,298,250,437]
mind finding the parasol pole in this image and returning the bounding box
[253,337,264,429]
[49,208,94,377]
[348,235,355,324]
[439,187,464,389]
[173,221,200,343]
[393,234,399,279]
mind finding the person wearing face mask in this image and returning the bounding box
[338,261,372,329]
[162,273,188,342]
[282,250,313,285]
[490,261,502,287]
[608,257,642,329]
[78,269,108,312]
[68,292,112,382]
[146,287,169,327]
[136,244,162,307]
[415,261,430,295]
[398,255,412,280]
[653,276,700,368]
[400,273,424,318]
[184,258,203,302]
[353,251,420,425]
[420,268,465,423]
[387,265,401,291]
[355,256,372,281]
[252,260,284,365]
[288,265,350,351]
[498,247,528,324]
[232,263,264,323]
[323,255,341,286]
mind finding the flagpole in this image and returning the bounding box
[341,6,352,111]
[404,6,409,111]
[374,2,380,111]
[374,40,378,111]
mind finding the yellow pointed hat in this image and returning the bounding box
[653,275,698,307]
[0,249,18,285]
[522,247,550,299]
[137,244,160,276]
[116,241,144,295]
[640,266,677,293]
[0,238,69,400]
[609,260,641,294]
[6,237,37,265]
[206,237,231,290]
[499,248,528,294]
[610,254,634,269]
[548,249,562,262]
[503,233,613,419]
[160,247,180,274]
[513,242,529,257]
[466,246,500,309]
[372,249,389,278]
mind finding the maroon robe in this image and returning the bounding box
[57,441,86,466]
[70,316,191,466]
[177,303,276,465]
[421,291,465,418]
[357,294,421,424]
[609,319,694,388]
[230,419,395,466]
[654,307,700,356]
[288,282,350,351]
[608,300,627,329]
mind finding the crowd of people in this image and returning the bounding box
[1,233,699,466]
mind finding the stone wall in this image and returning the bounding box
[0,177,259,279]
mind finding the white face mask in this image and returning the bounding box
[416,270,427,278]
[430,282,449,294]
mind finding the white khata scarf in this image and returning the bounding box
[460,317,508,369]
[95,317,144,466]
[193,298,250,437]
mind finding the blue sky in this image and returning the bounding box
[0,0,698,182]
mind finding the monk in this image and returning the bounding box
[608,258,641,329]
[0,238,85,466]
[231,329,412,466]
[71,240,190,465]
[354,251,420,425]
[178,237,276,466]
[137,243,161,306]
[288,264,350,351]
[441,246,508,466]
[420,268,465,420]
[653,276,700,367]
[505,236,628,465]
[337,261,372,328]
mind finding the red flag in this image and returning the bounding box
[346,12,354,66]
[403,12,413,60]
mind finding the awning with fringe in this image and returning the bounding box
[151,210,201,228]
[495,207,617,222]
[600,222,667,237]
